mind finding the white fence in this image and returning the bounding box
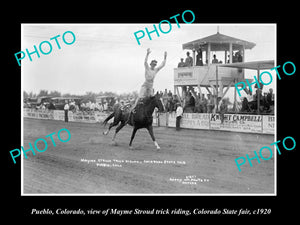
[23,109,274,134]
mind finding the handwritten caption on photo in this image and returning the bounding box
[81,158,186,168]
[169,175,209,185]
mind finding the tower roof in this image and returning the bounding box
[182,32,256,51]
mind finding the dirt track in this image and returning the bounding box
[23,118,275,194]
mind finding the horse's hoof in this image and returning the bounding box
[111,141,117,146]
[103,132,107,135]
[129,146,134,150]
[156,146,161,151]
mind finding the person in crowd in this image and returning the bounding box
[90,101,95,112]
[267,88,274,106]
[172,95,179,111]
[103,101,108,111]
[194,95,202,113]
[196,49,203,66]
[190,92,195,112]
[241,97,250,112]
[207,94,214,113]
[75,103,79,111]
[64,100,69,122]
[159,91,163,97]
[166,90,173,112]
[201,94,208,113]
[183,92,190,112]
[212,54,219,64]
[94,102,100,111]
[41,103,46,110]
[219,98,228,124]
[162,89,168,111]
[184,92,195,113]
[69,99,75,111]
[98,103,104,112]
[80,102,86,111]
[237,51,243,62]
[86,101,91,111]
[176,102,183,131]
[48,100,56,110]
[184,52,193,67]
[178,58,185,67]
[232,52,237,63]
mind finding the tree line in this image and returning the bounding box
[23,90,139,102]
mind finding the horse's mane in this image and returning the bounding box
[135,96,157,113]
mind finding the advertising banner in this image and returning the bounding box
[168,113,210,130]
[210,114,262,133]
[262,115,275,134]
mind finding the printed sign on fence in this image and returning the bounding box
[24,109,110,123]
[262,115,275,134]
[210,114,262,133]
[168,112,210,130]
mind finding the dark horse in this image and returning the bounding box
[102,94,164,150]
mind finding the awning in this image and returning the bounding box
[216,60,275,70]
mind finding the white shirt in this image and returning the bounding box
[64,103,69,110]
[143,56,166,89]
[176,106,183,117]
[90,102,95,110]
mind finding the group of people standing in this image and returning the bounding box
[178,49,244,67]
[178,49,203,67]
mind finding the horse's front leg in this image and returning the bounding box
[146,125,160,150]
[129,127,138,150]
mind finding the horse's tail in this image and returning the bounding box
[102,112,114,126]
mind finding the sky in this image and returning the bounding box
[22,23,276,101]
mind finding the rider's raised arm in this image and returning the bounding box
[156,51,167,71]
[144,49,150,69]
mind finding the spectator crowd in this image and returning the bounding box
[24,87,274,115]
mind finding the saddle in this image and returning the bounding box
[132,98,147,113]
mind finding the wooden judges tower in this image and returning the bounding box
[174,31,256,112]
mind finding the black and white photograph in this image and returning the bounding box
[4,3,300,220]
[20,23,276,195]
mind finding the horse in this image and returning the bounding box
[102,94,165,150]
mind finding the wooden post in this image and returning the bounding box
[205,86,212,96]
[216,65,219,112]
[229,43,233,63]
[242,45,245,62]
[192,50,196,66]
[225,50,227,64]
[234,78,237,112]
[175,86,182,104]
[257,69,260,114]
[197,84,202,100]
[207,43,211,65]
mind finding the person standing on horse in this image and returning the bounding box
[132,48,167,112]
